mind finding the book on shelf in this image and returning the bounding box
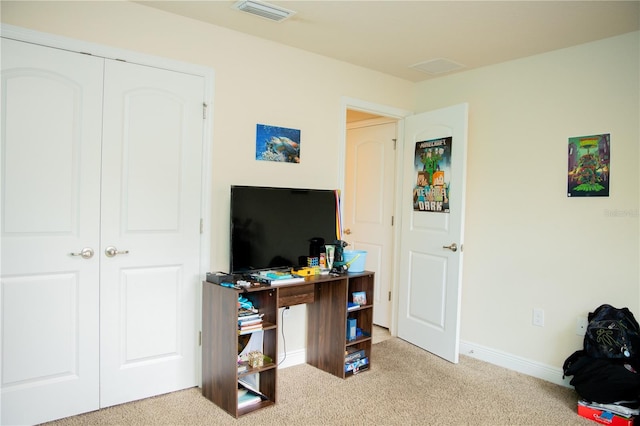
[346,318,357,341]
[237,388,262,409]
[238,308,259,317]
[238,317,263,327]
[347,302,360,311]
[345,356,369,373]
[345,348,366,363]
[238,311,262,319]
[238,325,263,335]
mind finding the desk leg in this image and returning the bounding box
[306,278,348,378]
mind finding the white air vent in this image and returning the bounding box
[410,58,466,75]
[232,0,296,22]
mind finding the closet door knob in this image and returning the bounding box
[69,247,94,259]
[105,246,130,257]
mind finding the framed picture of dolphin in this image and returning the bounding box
[255,123,301,163]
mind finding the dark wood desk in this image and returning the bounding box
[202,271,374,417]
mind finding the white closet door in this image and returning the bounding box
[1,38,103,425]
[99,59,205,407]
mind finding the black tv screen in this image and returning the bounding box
[230,186,339,273]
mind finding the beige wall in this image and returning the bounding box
[0,0,414,356]
[414,31,640,367]
[0,0,414,270]
[2,1,638,373]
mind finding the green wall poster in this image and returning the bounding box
[413,136,452,213]
[567,133,610,197]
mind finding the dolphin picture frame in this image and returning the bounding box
[255,123,301,163]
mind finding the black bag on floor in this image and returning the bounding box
[563,350,640,403]
[584,304,640,360]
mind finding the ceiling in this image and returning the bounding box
[137,1,639,83]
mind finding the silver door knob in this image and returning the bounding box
[69,247,94,259]
[105,246,130,257]
[443,243,458,252]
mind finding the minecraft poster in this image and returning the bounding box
[567,133,610,197]
[413,137,452,213]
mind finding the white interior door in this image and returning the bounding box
[1,38,103,425]
[99,59,204,407]
[397,103,468,363]
[345,121,396,328]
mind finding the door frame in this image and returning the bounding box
[1,23,215,384]
[339,97,412,337]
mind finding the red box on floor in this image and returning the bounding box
[578,402,635,426]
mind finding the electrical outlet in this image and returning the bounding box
[532,308,545,327]
[576,317,589,336]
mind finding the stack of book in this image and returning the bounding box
[238,308,264,335]
[237,387,262,409]
[251,270,305,285]
[344,348,369,374]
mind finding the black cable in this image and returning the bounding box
[278,307,288,366]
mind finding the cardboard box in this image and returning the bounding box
[578,402,634,426]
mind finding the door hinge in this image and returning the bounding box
[392,138,397,150]
[199,331,202,346]
[202,102,208,119]
[388,291,391,301]
[200,218,204,234]
[391,216,394,226]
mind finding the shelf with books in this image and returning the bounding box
[202,282,277,418]
[344,273,374,378]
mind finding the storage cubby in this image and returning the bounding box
[202,283,278,418]
[344,273,374,376]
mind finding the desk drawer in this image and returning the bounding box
[278,283,315,307]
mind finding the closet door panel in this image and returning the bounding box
[0,38,103,425]
[99,59,204,407]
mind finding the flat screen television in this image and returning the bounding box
[230,185,339,274]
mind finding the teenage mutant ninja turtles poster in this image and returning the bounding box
[567,133,610,197]
[413,137,452,213]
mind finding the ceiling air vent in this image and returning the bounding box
[232,0,296,22]
[410,58,466,75]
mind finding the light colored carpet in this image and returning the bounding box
[44,338,594,425]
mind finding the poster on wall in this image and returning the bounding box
[567,133,610,197]
[255,123,301,163]
[413,136,452,213]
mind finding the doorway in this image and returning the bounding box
[345,114,396,328]
[341,98,412,335]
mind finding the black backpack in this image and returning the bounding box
[584,304,640,360]
[563,350,640,403]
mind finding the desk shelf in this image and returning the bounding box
[202,271,374,417]
[202,283,278,418]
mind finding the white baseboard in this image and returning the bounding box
[278,342,574,389]
[278,348,306,369]
[459,340,573,388]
